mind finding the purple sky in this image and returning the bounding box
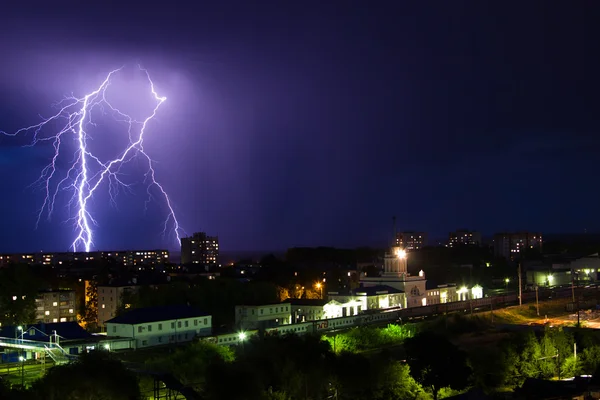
[0,2,599,253]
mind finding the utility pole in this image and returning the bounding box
[572,266,576,303]
[535,286,540,316]
[518,263,522,306]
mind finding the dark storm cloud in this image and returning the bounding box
[0,1,599,252]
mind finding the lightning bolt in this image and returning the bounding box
[0,66,182,252]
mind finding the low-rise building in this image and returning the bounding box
[284,299,328,323]
[35,290,77,323]
[106,305,212,348]
[425,283,458,304]
[234,303,291,330]
[525,254,600,288]
[328,285,405,312]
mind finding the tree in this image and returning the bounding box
[28,351,142,400]
[404,331,472,400]
[80,281,98,332]
[146,341,235,394]
[0,265,39,326]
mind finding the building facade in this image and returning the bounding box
[395,232,427,251]
[284,299,328,323]
[328,285,405,312]
[448,230,482,247]
[494,232,543,260]
[181,232,219,266]
[106,306,212,348]
[97,284,139,328]
[235,303,291,330]
[35,290,77,323]
[360,246,427,307]
[0,250,169,268]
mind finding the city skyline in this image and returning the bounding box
[1,2,599,252]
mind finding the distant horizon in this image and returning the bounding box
[2,231,600,256]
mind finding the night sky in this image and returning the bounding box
[0,2,599,253]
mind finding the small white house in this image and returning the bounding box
[235,303,291,330]
[106,305,212,348]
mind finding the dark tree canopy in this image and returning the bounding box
[404,331,472,400]
[28,351,142,400]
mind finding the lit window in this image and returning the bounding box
[52,318,58,323]
[102,304,105,309]
[12,296,17,301]
[53,302,58,307]
[69,309,73,314]
[60,318,66,322]
[45,311,50,316]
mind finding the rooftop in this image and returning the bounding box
[353,285,404,296]
[0,322,91,341]
[283,298,328,307]
[106,305,209,325]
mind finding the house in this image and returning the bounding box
[106,305,212,348]
[283,299,328,323]
[328,284,405,312]
[234,303,291,330]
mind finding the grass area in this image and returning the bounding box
[487,298,572,324]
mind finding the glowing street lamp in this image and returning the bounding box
[547,275,554,286]
[395,249,407,259]
[315,282,323,299]
[238,332,247,342]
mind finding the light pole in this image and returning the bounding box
[535,285,540,316]
[505,278,510,294]
[19,355,25,387]
[15,325,22,342]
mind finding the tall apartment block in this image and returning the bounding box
[448,229,482,247]
[35,290,77,323]
[0,250,169,267]
[494,232,543,260]
[181,232,219,266]
[395,232,427,251]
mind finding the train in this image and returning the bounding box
[202,286,592,347]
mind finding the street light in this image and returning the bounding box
[395,249,406,259]
[16,325,22,343]
[238,332,247,342]
[19,355,25,387]
[315,282,323,299]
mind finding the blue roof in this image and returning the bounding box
[0,322,91,341]
[106,305,209,325]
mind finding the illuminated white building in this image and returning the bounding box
[425,284,458,304]
[360,245,427,307]
[327,285,405,312]
[106,305,212,349]
[235,303,291,330]
[285,299,328,323]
